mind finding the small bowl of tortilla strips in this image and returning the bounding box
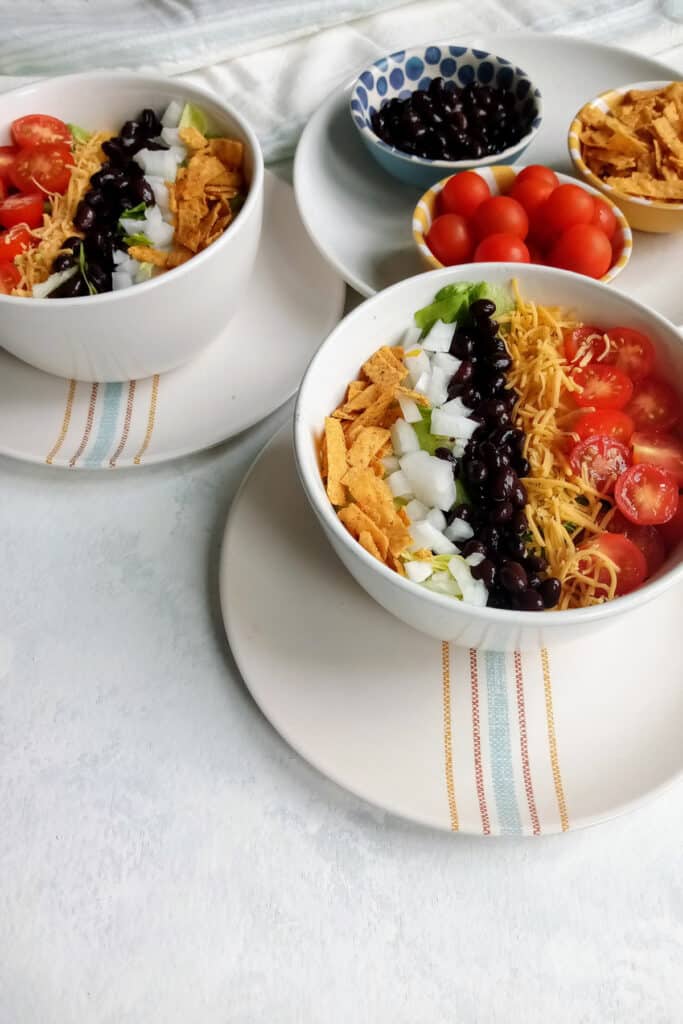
[569,80,683,233]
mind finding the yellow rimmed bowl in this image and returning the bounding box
[568,80,683,234]
[412,164,632,285]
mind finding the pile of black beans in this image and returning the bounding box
[436,298,561,611]
[370,78,534,162]
[48,108,164,298]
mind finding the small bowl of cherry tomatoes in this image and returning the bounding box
[412,163,632,283]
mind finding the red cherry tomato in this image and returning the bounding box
[563,325,608,364]
[615,463,679,526]
[626,377,681,432]
[603,327,655,382]
[473,232,530,263]
[9,144,73,195]
[0,225,35,261]
[632,430,683,486]
[439,172,490,218]
[591,198,617,241]
[472,195,529,241]
[539,183,594,237]
[569,434,630,493]
[659,500,683,549]
[606,510,667,576]
[548,223,612,279]
[572,364,634,410]
[0,146,18,185]
[0,192,44,230]
[11,114,71,149]
[515,165,559,189]
[577,532,647,596]
[508,177,555,218]
[573,409,634,444]
[0,260,20,295]
[0,178,5,201]
[425,213,474,265]
[526,241,544,264]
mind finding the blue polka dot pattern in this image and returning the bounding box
[406,56,424,81]
[349,44,543,181]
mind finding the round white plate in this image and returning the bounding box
[0,171,344,470]
[294,33,683,323]
[221,425,683,835]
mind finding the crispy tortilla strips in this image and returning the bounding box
[579,82,683,203]
[348,426,391,469]
[323,417,348,506]
[171,127,247,253]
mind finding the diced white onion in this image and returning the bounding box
[409,521,457,556]
[422,318,453,353]
[404,349,430,386]
[161,126,181,147]
[448,557,488,606]
[145,217,174,248]
[414,370,431,396]
[397,395,422,424]
[426,365,448,407]
[466,552,485,567]
[400,451,456,510]
[453,438,468,459]
[386,470,413,498]
[426,508,447,531]
[161,100,183,128]
[112,271,133,291]
[406,560,433,583]
[32,266,78,298]
[391,420,420,456]
[382,455,400,474]
[430,409,478,440]
[405,498,429,522]
[134,148,181,181]
[433,352,461,376]
[445,518,474,542]
[146,176,170,211]
[440,396,472,417]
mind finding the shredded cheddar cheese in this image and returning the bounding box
[13,131,111,297]
[500,281,618,609]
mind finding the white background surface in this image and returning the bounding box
[2,8,683,1022]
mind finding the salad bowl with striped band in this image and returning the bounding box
[294,261,683,651]
[0,71,264,382]
[412,165,632,284]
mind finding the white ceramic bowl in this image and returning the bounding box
[294,263,683,651]
[0,71,264,382]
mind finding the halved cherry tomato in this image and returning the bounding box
[9,144,73,195]
[473,232,530,263]
[607,510,667,576]
[572,364,634,410]
[0,192,44,230]
[11,114,71,150]
[509,176,555,218]
[472,196,529,241]
[439,172,490,218]
[626,377,681,432]
[425,213,474,265]
[563,325,608,364]
[0,146,18,185]
[659,500,683,549]
[0,226,35,261]
[603,327,655,381]
[577,532,647,596]
[632,430,683,486]
[615,463,679,526]
[569,434,630,493]
[548,223,612,279]
[590,198,617,241]
[573,409,634,444]
[516,165,559,189]
[0,261,20,295]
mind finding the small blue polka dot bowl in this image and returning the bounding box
[349,43,543,188]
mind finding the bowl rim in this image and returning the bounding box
[293,262,683,627]
[568,79,683,212]
[0,69,264,307]
[411,165,634,285]
[349,41,543,172]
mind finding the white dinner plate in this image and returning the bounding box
[220,425,683,836]
[294,33,683,324]
[0,171,344,470]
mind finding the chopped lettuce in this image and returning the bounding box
[414,280,514,335]
[412,405,444,456]
[68,123,91,144]
[120,202,147,221]
[123,232,152,248]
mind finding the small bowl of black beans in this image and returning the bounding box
[350,43,543,188]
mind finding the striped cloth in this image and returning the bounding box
[2,1,683,162]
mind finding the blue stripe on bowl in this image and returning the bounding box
[84,382,123,469]
[485,651,523,837]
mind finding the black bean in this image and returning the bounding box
[435,446,456,463]
[510,509,527,534]
[526,553,548,574]
[479,399,508,424]
[462,538,486,558]
[449,329,474,359]
[500,561,528,594]
[102,138,129,165]
[465,459,488,485]
[461,386,483,408]
[49,273,88,299]
[52,253,75,272]
[141,107,162,136]
[411,91,434,118]
[517,587,545,612]
[489,501,513,525]
[470,298,495,320]
[511,481,528,509]
[505,534,528,561]
[87,263,111,293]
[453,503,473,524]
[471,558,496,589]
[516,457,531,478]
[479,526,501,554]
[491,467,517,502]
[74,200,96,232]
[539,577,561,609]
[527,573,542,589]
